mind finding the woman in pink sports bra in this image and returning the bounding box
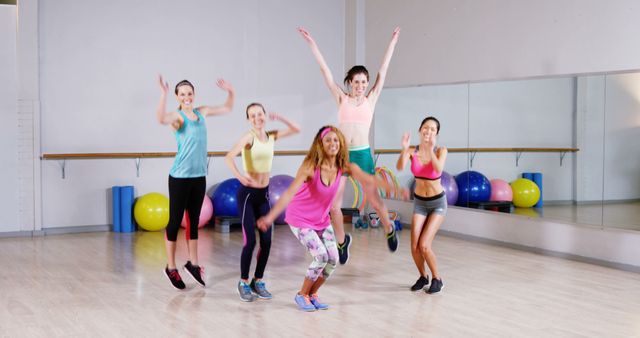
[396,117,448,294]
[298,26,401,265]
[257,126,397,312]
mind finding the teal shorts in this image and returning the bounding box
[348,146,375,175]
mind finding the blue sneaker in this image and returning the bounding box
[250,279,273,299]
[310,294,329,310]
[238,281,257,302]
[294,293,316,312]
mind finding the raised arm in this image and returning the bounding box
[368,27,400,104]
[429,146,448,173]
[298,27,344,105]
[224,132,257,187]
[256,163,313,230]
[269,112,301,140]
[156,75,182,129]
[198,79,235,117]
[396,132,413,171]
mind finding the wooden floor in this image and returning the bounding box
[1,224,640,337]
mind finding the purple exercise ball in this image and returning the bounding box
[268,174,295,224]
[440,171,459,205]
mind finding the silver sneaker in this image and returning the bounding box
[250,279,273,299]
[238,281,256,302]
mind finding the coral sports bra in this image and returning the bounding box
[338,96,373,126]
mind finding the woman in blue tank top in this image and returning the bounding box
[156,75,235,290]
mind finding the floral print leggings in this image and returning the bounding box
[289,225,339,281]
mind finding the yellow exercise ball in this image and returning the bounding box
[134,192,169,231]
[510,178,540,208]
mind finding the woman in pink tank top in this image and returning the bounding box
[257,126,399,311]
[396,117,448,294]
[298,26,401,265]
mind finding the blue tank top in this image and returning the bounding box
[169,109,207,178]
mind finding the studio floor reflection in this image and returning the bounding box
[510,201,640,231]
[1,225,639,337]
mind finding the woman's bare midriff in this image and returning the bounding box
[339,122,371,148]
[414,179,444,198]
[248,172,271,189]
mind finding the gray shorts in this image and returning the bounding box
[413,191,447,216]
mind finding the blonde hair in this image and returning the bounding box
[302,125,349,172]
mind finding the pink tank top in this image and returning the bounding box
[338,96,373,126]
[285,167,342,230]
[411,146,442,180]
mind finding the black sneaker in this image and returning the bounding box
[426,278,443,294]
[184,261,206,287]
[386,228,399,252]
[410,275,429,291]
[164,267,186,290]
[338,233,352,265]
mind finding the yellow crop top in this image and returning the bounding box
[242,130,275,173]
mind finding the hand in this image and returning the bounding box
[268,112,280,121]
[158,74,169,95]
[297,27,315,44]
[401,132,410,150]
[216,78,234,92]
[398,188,410,201]
[256,216,273,231]
[391,27,401,42]
[426,135,436,148]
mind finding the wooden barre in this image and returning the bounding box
[375,147,579,154]
[41,150,309,160]
[41,147,579,160]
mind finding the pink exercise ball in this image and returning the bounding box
[490,179,513,202]
[181,196,214,228]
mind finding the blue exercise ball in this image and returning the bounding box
[454,171,491,206]
[211,178,242,217]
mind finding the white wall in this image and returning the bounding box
[38,0,346,228]
[364,0,640,87]
[14,1,640,232]
[0,5,19,232]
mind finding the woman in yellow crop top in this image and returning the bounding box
[224,102,300,302]
[298,26,400,265]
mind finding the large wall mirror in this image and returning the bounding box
[373,71,640,232]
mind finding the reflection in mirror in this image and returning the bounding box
[468,76,603,227]
[602,73,640,231]
[374,74,615,229]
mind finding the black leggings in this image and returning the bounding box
[237,185,272,280]
[166,175,206,242]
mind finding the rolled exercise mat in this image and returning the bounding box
[112,186,122,232]
[120,186,135,232]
